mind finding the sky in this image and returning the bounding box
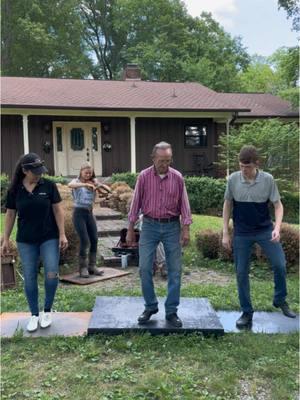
[183,0,298,57]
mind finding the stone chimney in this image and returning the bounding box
[122,64,141,80]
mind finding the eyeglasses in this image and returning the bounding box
[22,160,44,168]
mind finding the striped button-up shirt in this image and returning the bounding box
[128,166,192,225]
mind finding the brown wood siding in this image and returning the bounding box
[1,115,23,177]
[101,118,130,176]
[28,116,55,175]
[2,115,131,177]
[136,118,217,176]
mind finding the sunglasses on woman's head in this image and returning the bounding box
[22,160,44,168]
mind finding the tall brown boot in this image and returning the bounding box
[79,256,89,278]
[88,253,104,276]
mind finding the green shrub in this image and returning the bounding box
[0,174,10,211]
[184,177,226,215]
[196,229,220,259]
[44,175,68,185]
[110,172,297,222]
[111,172,138,188]
[256,223,299,270]
[196,223,299,271]
[281,191,299,223]
[280,223,299,267]
[219,226,234,262]
[217,119,299,188]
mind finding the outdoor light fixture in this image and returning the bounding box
[102,123,110,133]
[43,140,52,153]
[102,141,112,152]
[44,123,51,134]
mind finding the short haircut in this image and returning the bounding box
[151,141,172,158]
[239,145,259,164]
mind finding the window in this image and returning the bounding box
[70,128,84,151]
[92,127,98,151]
[56,127,63,151]
[184,125,207,147]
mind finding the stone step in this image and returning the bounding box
[88,297,224,336]
[96,219,127,237]
[1,309,298,338]
[93,207,123,221]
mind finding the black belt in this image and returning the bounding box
[144,215,179,223]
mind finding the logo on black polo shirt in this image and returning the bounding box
[38,192,47,195]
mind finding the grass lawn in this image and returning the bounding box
[0,213,17,241]
[2,333,299,400]
[1,213,299,399]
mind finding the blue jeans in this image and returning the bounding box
[233,230,287,313]
[139,218,182,315]
[17,239,60,315]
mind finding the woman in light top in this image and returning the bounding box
[68,162,110,278]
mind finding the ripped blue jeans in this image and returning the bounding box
[17,239,60,315]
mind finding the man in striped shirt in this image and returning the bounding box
[127,142,192,328]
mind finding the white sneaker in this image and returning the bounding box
[39,311,52,328]
[27,315,39,332]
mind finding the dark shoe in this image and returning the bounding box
[88,253,104,276]
[236,312,253,328]
[273,301,296,318]
[79,267,89,278]
[88,266,104,276]
[79,256,89,278]
[166,313,182,328]
[138,309,159,324]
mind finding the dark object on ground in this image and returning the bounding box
[138,308,159,324]
[236,312,253,328]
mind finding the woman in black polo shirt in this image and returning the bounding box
[1,153,68,332]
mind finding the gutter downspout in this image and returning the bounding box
[226,112,238,178]
[226,118,230,178]
[130,116,136,173]
[22,114,29,154]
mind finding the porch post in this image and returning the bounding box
[226,118,230,178]
[22,114,29,154]
[130,116,136,173]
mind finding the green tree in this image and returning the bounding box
[182,13,249,91]
[239,55,280,93]
[217,120,299,189]
[270,46,299,108]
[2,0,250,90]
[270,46,299,88]
[1,0,91,77]
[239,48,299,108]
[80,1,249,89]
[79,0,126,79]
[278,0,300,31]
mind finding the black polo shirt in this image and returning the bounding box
[6,178,62,244]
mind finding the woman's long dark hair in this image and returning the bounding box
[9,155,27,197]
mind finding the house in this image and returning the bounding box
[1,65,298,177]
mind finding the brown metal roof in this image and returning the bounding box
[1,77,250,112]
[220,92,298,117]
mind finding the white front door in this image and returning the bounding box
[53,122,102,176]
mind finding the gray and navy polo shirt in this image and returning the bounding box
[224,170,280,236]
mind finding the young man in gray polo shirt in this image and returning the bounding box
[222,145,296,328]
